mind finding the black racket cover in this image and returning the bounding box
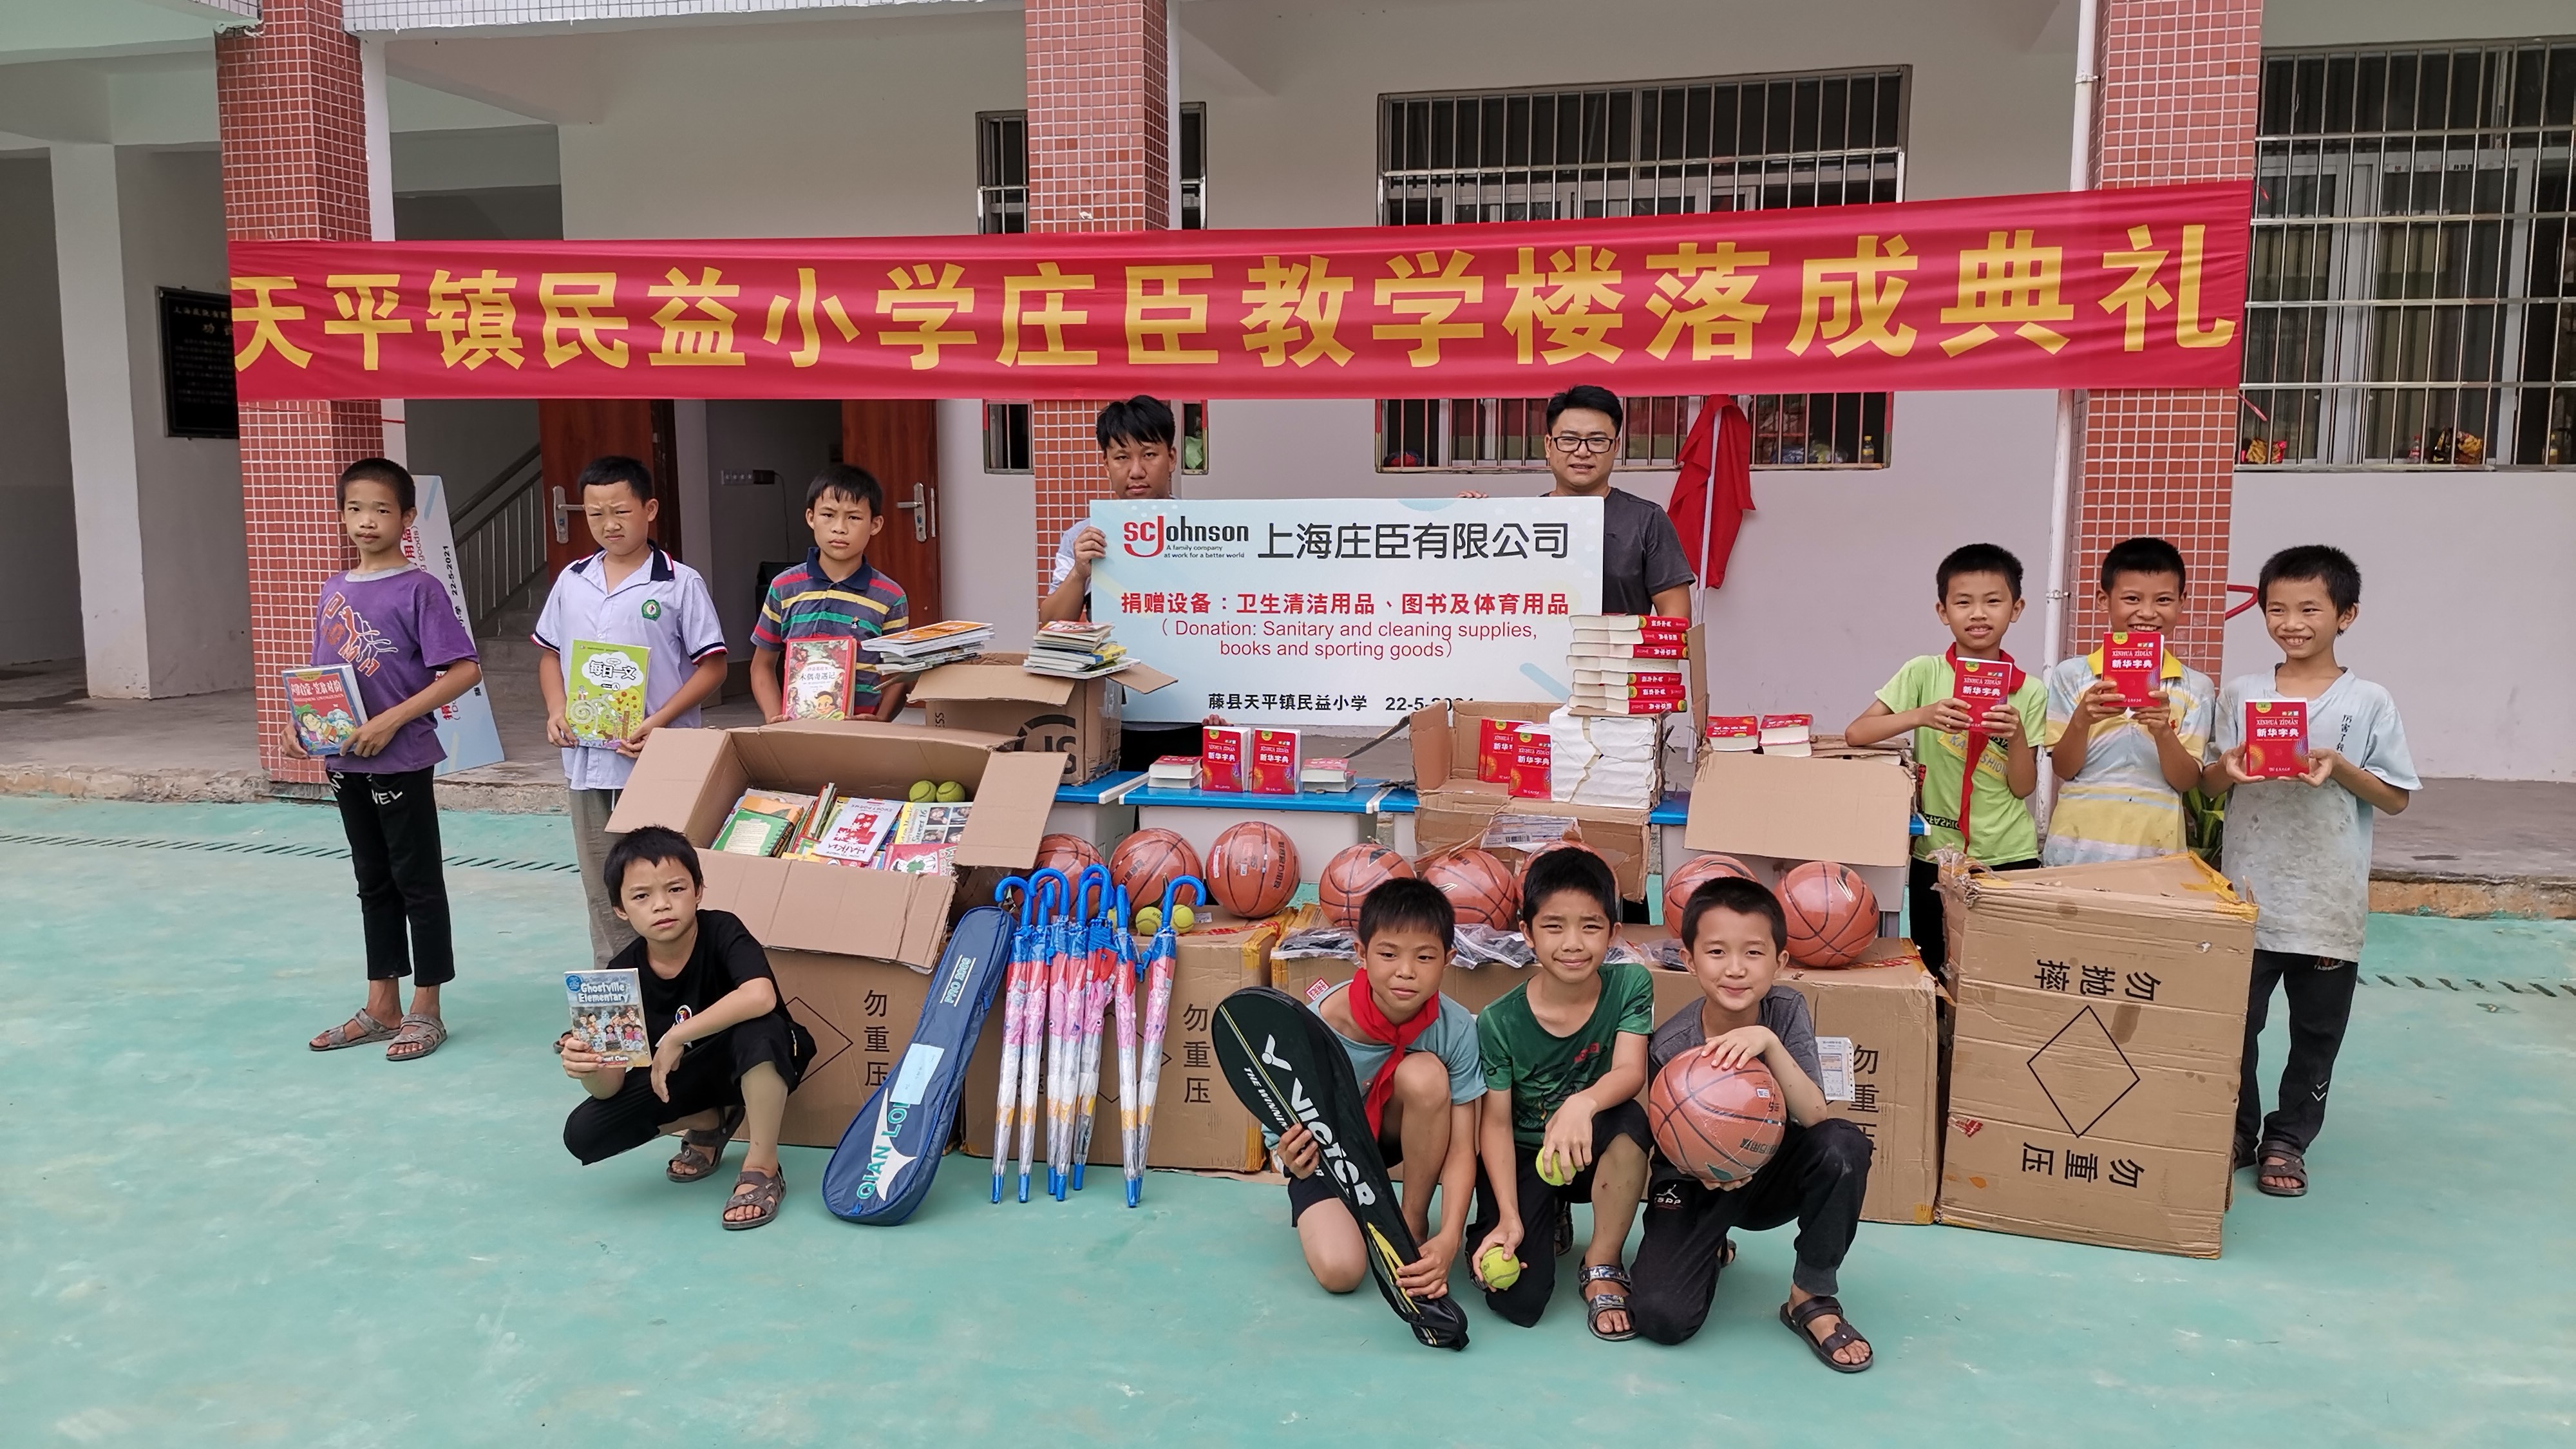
[1211,986,1470,1351]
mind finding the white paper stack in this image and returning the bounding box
[1546,707,1661,809]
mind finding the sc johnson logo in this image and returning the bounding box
[1122,516,1248,557]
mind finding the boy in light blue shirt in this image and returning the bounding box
[2204,545,2417,1202]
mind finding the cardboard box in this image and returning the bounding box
[1676,745,1915,940]
[767,949,934,1148]
[1410,701,1653,899]
[1781,946,1944,1226]
[1934,854,2257,1257]
[908,653,1177,785]
[960,922,1277,1173]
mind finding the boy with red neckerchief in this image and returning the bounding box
[1273,878,1486,1303]
[1844,542,2047,976]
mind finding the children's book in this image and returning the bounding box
[565,968,651,1067]
[1249,728,1302,795]
[2101,631,2164,711]
[867,619,996,659]
[1952,657,2011,732]
[2244,699,2309,779]
[281,663,367,757]
[783,638,855,720]
[895,802,973,845]
[797,782,839,853]
[715,806,793,857]
[811,797,904,865]
[878,842,957,875]
[566,639,651,746]
[1202,724,1251,792]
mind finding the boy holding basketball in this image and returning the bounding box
[1629,876,1874,1369]
[1845,542,2048,974]
[1469,849,1656,1339]
[1273,878,1486,1302]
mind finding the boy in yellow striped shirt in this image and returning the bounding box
[2041,538,2215,867]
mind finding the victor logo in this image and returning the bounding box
[1260,1034,1376,1207]
[1122,515,1249,557]
[856,1099,914,1200]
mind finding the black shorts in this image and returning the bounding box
[562,1012,815,1165]
[1283,1119,1405,1223]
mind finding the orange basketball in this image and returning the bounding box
[1779,859,1878,967]
[1208,821,1300,918]
[1034,833,1101,882]
[1649,1047,1786,1189]
[1662,852,1758,933]
[1318,842,1414,927]
[1421,848,1519,927]
[1108,828,1202,912]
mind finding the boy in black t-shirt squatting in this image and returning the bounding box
[559,827,817,1230]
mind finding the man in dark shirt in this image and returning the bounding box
[559,826,815,1230]
[1542,385,1698,618]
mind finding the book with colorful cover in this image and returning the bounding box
[2244,699,2309,778]
[878,842,957,875]
[783,637,855,720]
[1758,714,1814,747]
[797,782,839,853]
[2101,630,2164,710]
[1249,728,1302,794]
[715,806,793,857]
[1202,725,1250,792]
[895,802,973,845]
[281,663,367,757]
[810,797,904,865]
[565,639,651,746]
[866,619,994,659]
[565,968,650,1067]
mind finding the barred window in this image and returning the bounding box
[2243,41,2576,468]
[981,106,1209,472]
[1374,71,1904,471]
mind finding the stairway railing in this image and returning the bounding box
[451,444,546,633]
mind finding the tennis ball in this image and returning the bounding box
[1133,906,1162,934]
[1478,1245,1521,1291]
[1537,1150,1573,1188]
[907,779,936,802]
[935,780,967,802]
[1171,904,1195,932]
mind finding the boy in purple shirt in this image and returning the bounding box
[286,459,484,1062]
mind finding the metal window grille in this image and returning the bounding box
[1373,70,1905,471]
[2244,41,2576,468]
[981,108,1210,471]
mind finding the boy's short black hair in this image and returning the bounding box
[1680,875,1788,953]
[1356,876,1455,952]
[577,454,654,504]
[1937,542,2025,601]
[1519,846,1619,927]
[2099,536,2187,592]
[1543,384,1625,433]
[603,825,702,897]
[806,463,883,514]
[1096,395,1177,451]
[336,457,415,511]
[2259,544,2362,614]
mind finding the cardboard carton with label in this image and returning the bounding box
[1672,744,1915,942]
[1407,700,1655,900]
[909,652,1178,785]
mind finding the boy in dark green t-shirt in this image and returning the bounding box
[1470,848,1654,1340]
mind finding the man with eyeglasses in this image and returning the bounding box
[1520,385,1698,621]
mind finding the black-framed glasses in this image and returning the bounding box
[1546,433,1618,455]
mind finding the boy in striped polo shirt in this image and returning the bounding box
[750,464,911,722]
[2041,537,2216,867]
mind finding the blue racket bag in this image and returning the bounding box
[820,904,1014,1224]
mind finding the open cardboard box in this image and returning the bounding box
[1676,744,1914,938]
[909,652,1177,785]
[1408,700,1654,899]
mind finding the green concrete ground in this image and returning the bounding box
[3,795,2570,1446]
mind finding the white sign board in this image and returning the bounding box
[1089,497,1603,727]
[402,473,506,776]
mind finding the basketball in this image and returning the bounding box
[1779,859,1878,967]
[1648,1046,1787,1189]
[1318,842,1414,927]
[1108,828,1202,912]
[1034,833,1101,882]
[1516,837,1595,883]
[1207,821,1300,918]
[1662,852,1758,933]
[1421,848,1519,928]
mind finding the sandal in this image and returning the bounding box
[2253,1140,2308,1197]
[668,1106,744,1183]
[386,1012,447,1062]
[1580,1264,1637,1341]
[723,1166,786,1231]
[1782,1294,1874,1372]
[310,1007,398,1052]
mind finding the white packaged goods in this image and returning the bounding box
[1546,708,1660,808]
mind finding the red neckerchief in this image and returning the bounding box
[1946,644,2027,850]
[1347,966,1438,1135]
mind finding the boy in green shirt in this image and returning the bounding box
[1469,848,1655,1340]
[1845,542,2047,974]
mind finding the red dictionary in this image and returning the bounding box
[2244,699,2308,778]
[2101,630,2164,710]
[1705,715,1759,749]
[1952,657,2010,730]
[1201,725,1249,792]
[1507,724,1553,799]
[1477,717,1519,783]
[1249,728,1302,794]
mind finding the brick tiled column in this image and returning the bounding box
[2067,0,2260,669]
[216,0,380,784]
[1025,0,1171,596]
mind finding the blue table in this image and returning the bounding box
[1048,773,1416,884]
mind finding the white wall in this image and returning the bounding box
[701,399,842,651]
[0,154,82,665]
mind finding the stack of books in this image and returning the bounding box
[714,788,820,856]
[1300,756,1353,793]
[710,784,972,873]
[1759,714,1815,757]
[1566,614,1689,716]
[864,619,993,675]
[1146,755,1202,791]
[1024,621,1130,679]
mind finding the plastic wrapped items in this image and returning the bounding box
[1274,923,1654,973]
[1546,708,1661,809]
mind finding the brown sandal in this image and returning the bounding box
[723,1167,786,1230]
[668,1106,744,1182]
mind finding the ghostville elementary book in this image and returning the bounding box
[565,968,650,1066]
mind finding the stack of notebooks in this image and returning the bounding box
[1705,714,1815,757]
[864,619,993,675]
[710,784,972,874]
[1025,621,1130,679]
[1566,614,1689,715]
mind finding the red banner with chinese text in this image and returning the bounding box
[227,181,2248,401]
